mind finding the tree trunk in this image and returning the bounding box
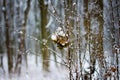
[83,0,92,79]
[14,0,22,75]
[91,0,104,78]
[64,0,75,80]
[39,0,49,71]
[14,0,30,75]
[3,0,13,74]
[0,0,5,73]
[22,0,31,68]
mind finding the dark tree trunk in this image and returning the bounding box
[39,0,50,71]
[3,0,13,74]
[0,0,5,73]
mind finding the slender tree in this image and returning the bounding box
[14,0,22,75]
[3,0,13,74]
[15,0,31,75]
[0,0,5,73]
[64,0,75,80]
[38,0,50,71]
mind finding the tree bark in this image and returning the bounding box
[64,0,74,80]
[3,0,13,74]
[14,0,31,75]
[39,0,49,71]
[22,0,31,68]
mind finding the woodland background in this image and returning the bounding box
[0,0,120,80]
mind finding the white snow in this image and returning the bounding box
[0,54,68,80]
[19,31,23,34]
[73,3,76,6]
[2,7,6,11]
[51,34,57,41]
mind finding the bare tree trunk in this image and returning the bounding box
[91,0,104,78]
[14,0,22,75]
[114,0,120,79]
[0,0,5,74]
[34,0,39,66]
[39,0,50,71]
[64,0,74,80]
[3,0,13,74]
[108,0,120,79]
[14,0,31,75]
[22,0,31,68]
[83,0,93,79]
[96,0,104,73]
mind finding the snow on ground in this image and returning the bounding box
[0,54,68,80]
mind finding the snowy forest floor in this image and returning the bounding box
[0,54,68,80]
